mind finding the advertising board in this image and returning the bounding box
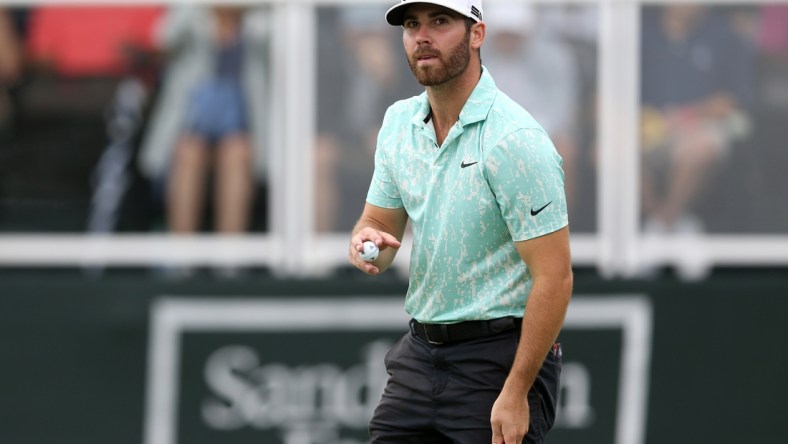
[144,296,652,444]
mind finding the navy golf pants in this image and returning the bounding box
[369,325,562,443]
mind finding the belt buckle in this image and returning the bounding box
[423,324,445,345]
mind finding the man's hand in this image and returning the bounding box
[349,227,400,275]
[349,204,407,275]
[490,383,529,444]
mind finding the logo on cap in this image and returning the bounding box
[471,5,482,20]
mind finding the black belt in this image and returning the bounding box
[410,316,522,345]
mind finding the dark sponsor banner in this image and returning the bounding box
[3,272,787,444]
[144,296,652,444]
[145,298,409,444]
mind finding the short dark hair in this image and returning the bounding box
[464,17,481,59]
[464,17,476,31]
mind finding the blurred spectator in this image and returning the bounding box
[538,3,598,102]
[751,4,788,229]
[138,5,271,236]
[0,6,162,232]
[538,3,599,232]
[313,8,345,233]
[640,5,755,235]
[759,4,788,55]
[483,3,581,219]
[0,8,21,81]
[0,8,22,140]
[314,6,418,232]
[757,4,788,112]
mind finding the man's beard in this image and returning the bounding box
[408,37,471,87]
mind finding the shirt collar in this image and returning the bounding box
[412,66,497,128]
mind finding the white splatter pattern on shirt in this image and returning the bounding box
[367,68,568,323]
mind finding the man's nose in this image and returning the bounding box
[414,27,431,45]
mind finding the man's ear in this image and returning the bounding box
[471,21,486,50]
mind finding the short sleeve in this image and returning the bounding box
[365,137,404,209]
[484,128,569,241]
[367,107,404,208]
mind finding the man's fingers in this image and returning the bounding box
[503,425,525,444]
[491,420,504,444]
[352,230,400,251]
[379,232,401,248]
[492,422,526,444]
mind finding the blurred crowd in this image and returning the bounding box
[0,4,271,237]
[1,3,787,242]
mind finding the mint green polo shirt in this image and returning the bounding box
[367,67,568,323]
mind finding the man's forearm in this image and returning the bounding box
[505,275,572,394]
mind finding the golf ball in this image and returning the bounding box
[359,241,379,261]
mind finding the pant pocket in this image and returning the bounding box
[539,343,563,431]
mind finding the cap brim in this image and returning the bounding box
[385,1,480,26]
[385,4,409,26]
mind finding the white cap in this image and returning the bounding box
[385,0,483,26]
